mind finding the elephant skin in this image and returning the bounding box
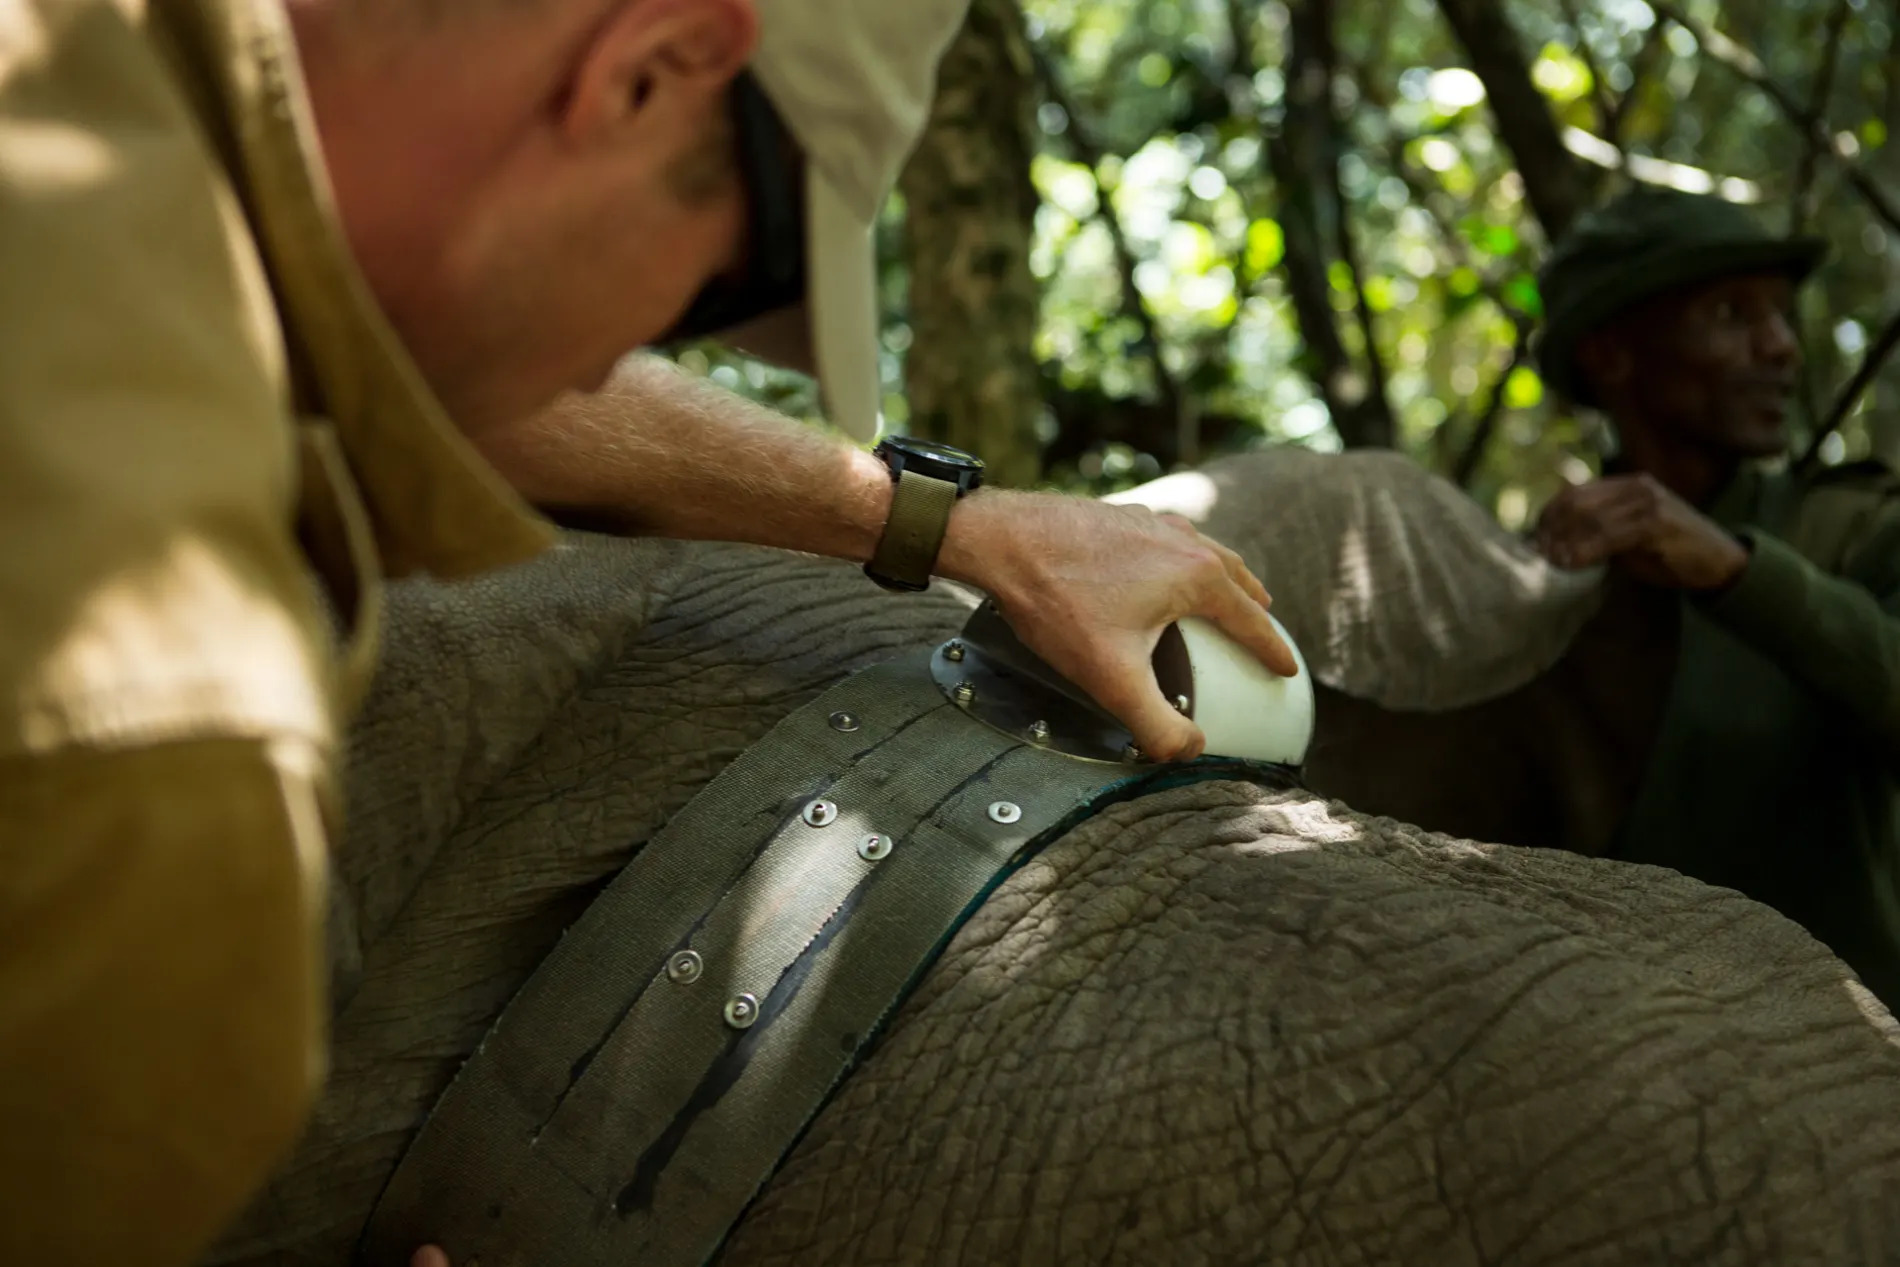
[209,532,1900,1267]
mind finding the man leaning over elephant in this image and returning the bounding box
[1530,187,1900,1007]
[0,0,1300,1261]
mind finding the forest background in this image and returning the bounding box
[674,0,1900,532]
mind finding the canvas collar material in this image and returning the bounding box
[162,0,555,578]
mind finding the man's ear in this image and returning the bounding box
[560,0,757,142]
[1575,328,1633,396]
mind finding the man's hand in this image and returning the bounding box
[938,491,1297,763]
[1534,473,1748,591]
[411,1249,449,1267]
[481,360,1297,764]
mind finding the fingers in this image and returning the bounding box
[411,1248,451,1267]
[1537,477,1662,569]
[1066,631,1207,763]
[1542,511,1648,568]
[1204,578,1298,676]
[1114,684,1208,764]
[1212,540,1272,609]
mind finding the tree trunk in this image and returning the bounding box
[1436,0,1592,240]
[1267,0,1396,448]
[898,0,1044,488]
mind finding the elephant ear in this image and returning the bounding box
[1109,447,1605,712]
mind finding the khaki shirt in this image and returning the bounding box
[0,0,551,1260]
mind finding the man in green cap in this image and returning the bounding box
[0,0,1296,1262]
[1533,185,1900,1009]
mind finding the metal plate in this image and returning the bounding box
[930,608,1142,765]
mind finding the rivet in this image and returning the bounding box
[944,640,966,663]
[988,801,1023,825]
[952,681,977,705]
[858,833,892,861]
[802,799,839,828]
[828,711,862,733]
[1027,720,1051,743]
[1172,695,1191,715]
[666,950,704,985]
[1122,743,1144,763]
[723,994,760,1030]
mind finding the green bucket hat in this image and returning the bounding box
[1536,187,1828,406]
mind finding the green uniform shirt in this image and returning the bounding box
[1611,459,1900,1008]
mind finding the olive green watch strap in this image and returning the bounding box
[866,469,960,591]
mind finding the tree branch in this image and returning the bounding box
[1435,0,1592,238]
[1799,308,1900,466]
[1602,24,1664,152]
[1452,319,1535,487]
[1031,43,1186,421]
[1556,0,1619,158]
[1267,0,1396,447]
[1790,0,1854,235]
[1647,2,1900,236]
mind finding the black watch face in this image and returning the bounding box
[882,436,984,473]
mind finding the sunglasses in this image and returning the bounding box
[656,72,810,345]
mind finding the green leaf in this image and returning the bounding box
[1503,366,1544,410]
[1244,217,1285,275]
[1504,275,1543,319]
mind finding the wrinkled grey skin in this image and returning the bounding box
[214,533,1900,1267]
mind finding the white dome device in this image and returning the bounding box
[931,602,1315,768]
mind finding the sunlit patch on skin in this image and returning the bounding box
[1241,796,1366,849]
[1843,979,1900,1049]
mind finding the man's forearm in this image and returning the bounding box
[464,353,1296,761]
[471,354,897,563]
[1703,530,1900,761]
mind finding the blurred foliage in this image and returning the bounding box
[677,0,1900,528]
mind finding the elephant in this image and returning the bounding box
[209,453,1900,1266]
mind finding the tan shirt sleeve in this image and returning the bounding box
[0,736,332,1267]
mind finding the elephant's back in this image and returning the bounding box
[724,781,1900,1266]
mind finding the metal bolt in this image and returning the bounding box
[952,681,977,706]
[802,799,839,828]
[1122,743,1144,763]
[858,833,892,861]
[944,640,966,663]
[723,994,760,1030]
[828,711,862,733]
[1027,720,1051,744]
[1172,695,1191,715]
[988,801,1023,825]
[666,950,704,985]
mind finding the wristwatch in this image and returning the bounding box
[864,437,985,592]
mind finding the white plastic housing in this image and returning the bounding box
[1176,614,1315,766]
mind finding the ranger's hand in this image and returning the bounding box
[937,491,1297,763]
[1534,473,1748,591]
[411,1249,450,1267]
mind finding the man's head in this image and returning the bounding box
[286,0,967,438]
[1536,187,1826,462]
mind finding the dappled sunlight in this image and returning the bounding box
[1324,518,1376,666]
[1241,790,1370,850]
[0,119,119,193]
[15,532,329,752]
